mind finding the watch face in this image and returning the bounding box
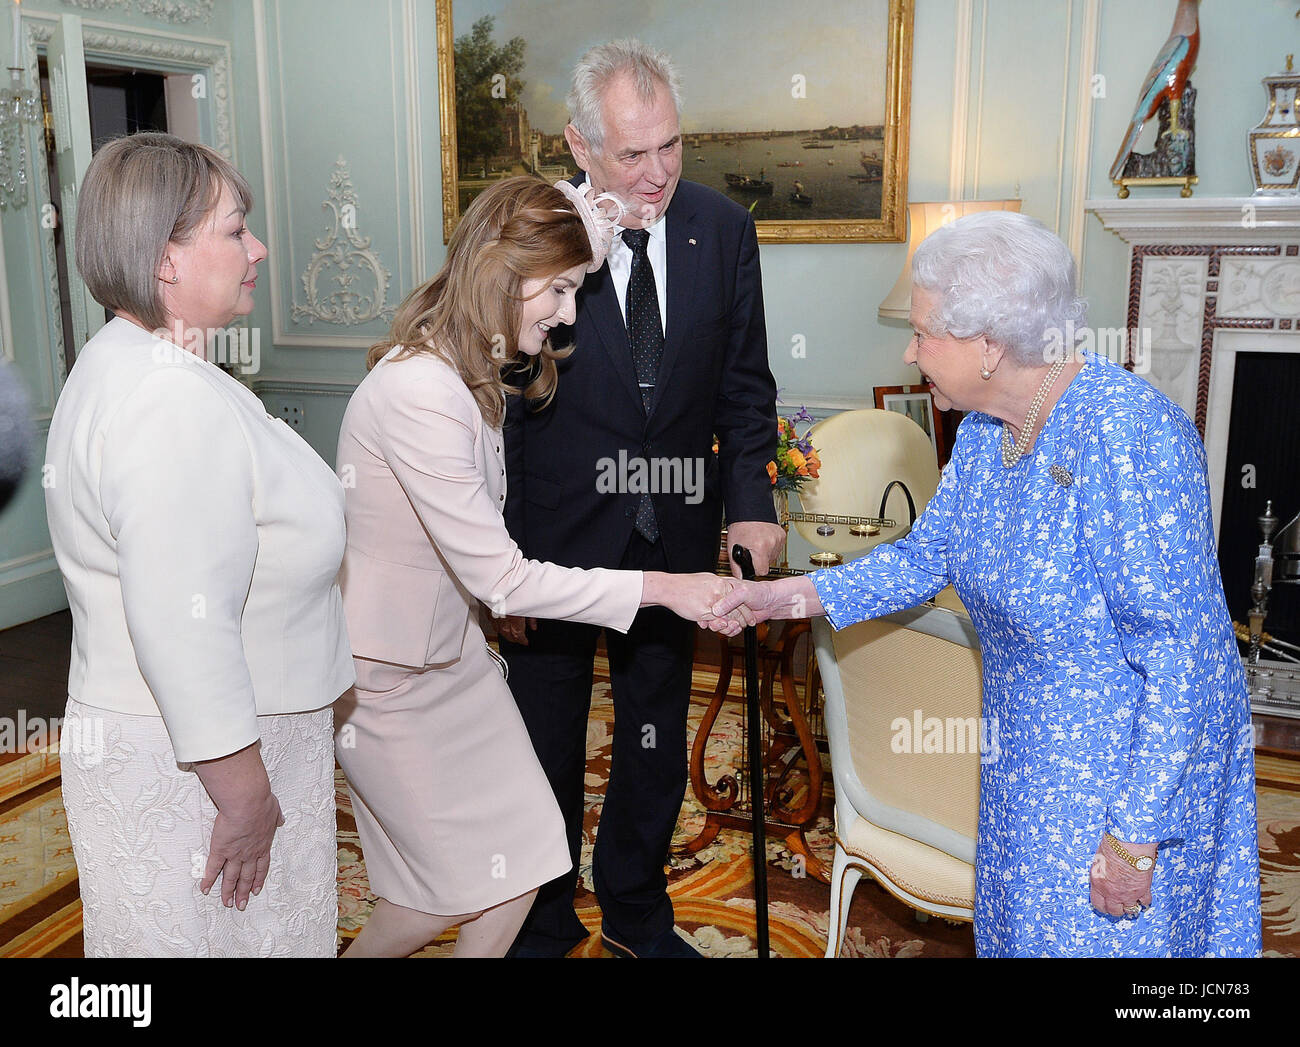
[1135,856,1154,872]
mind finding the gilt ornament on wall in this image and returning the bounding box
[292,158,395,328]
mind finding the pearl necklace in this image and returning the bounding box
[1000,359,1066,468]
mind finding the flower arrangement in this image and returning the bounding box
[768,406,820,492]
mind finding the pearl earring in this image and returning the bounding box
[979,365,992,380]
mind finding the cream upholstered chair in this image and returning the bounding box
[793,408,941,559]
[812,604,983,957]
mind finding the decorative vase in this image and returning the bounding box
[773,488,790,569]
[773,487,790,526]
[1249,56,1300,195]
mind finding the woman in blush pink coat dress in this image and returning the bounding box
[335,176,733,957]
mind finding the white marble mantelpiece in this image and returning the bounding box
[1085,195,1300,538]
[1087,196,1300,244]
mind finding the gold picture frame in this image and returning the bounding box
[435,0,913,244]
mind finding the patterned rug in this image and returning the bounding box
[4,669,1299,958]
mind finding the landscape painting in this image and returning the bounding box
[436,0,913,243]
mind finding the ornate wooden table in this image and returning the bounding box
[678,513,893,883]
[678,604,830,881]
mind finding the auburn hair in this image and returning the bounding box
[367,176,592,427]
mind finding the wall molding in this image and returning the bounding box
[0,548,56,575]
[289,157,396,327]
[24,13,236,404]
[251,376,360,398]
[23,18,68,397]
[0,219,13,365]
[62,0,215,25]
[1053,0,1074,235]
[0,557,68,632]
[402,0,425,285]
[27,16,234,158]
[971,0,989,199]
[255,0,422,349]
[785,394,878,413]
[1067,0,1102,268]
[947,0,973,201]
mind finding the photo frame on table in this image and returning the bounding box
[435,0,913,244]
[874,385,961,468]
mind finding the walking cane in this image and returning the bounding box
[732,544,770,959]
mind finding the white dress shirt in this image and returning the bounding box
[579,174,667,333]
[45,318,355,763]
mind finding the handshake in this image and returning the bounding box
[494,573,783,646]
[648,571,816,635]
[495,530,821,646]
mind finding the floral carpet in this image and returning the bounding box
[3,667,1299,958]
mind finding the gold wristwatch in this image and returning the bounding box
[1106,833,1155,872]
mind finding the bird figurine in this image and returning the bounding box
[1109,0,1201,181]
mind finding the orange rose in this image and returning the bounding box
[787,448,806,472]
[766,461,778,484]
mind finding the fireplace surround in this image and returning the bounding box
[1088,197,1300,716]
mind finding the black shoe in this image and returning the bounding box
[507,932,586,958]
[600,924,703,958]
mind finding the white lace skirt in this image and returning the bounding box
[59,697,337,958]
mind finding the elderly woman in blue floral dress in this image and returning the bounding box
[714,211,1261,957]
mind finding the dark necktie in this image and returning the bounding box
[622,228,662,542]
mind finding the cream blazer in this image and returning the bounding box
[336,347,641,670]
[44,318,355,763]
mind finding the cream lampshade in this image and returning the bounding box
[878,199,1022,321]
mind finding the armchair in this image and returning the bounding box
[812,604,982,957]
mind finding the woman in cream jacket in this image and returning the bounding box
[335,177,733,957]
[45,134,353,956]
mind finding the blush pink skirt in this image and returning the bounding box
[334,634,570,916]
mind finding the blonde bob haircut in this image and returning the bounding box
[367,175,591,428]
[75,132,253,333]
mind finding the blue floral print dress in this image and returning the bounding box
[811,353,1261,957]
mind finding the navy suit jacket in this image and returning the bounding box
[504,178,778,574]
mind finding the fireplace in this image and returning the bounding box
[1214,347,1300,655]
[1089,198,1300,714]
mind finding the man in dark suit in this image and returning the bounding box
[500,39,785,958]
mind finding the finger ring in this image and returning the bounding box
[1122,904,1141,917]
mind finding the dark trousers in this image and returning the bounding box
[500,531,696,950]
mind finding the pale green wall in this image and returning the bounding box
[1,0,1295,628]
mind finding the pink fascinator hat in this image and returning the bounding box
[554,181,627,273]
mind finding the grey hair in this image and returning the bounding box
[911,210,1087,367]
[75,132,253,333]
[566,38,682,151]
